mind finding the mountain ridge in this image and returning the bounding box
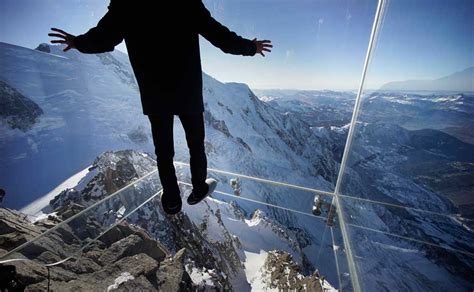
[381,66,474,92]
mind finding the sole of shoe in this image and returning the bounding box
[187,178,217,205]
[160,191,182,215]
[206,178,217,196]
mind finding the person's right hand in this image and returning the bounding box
[48,28,76,52]
[252,39,272,57]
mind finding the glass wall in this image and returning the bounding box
[0,166,352,290]
[193,0,378,191]
[1,0,473,291]
[337,0,474,291]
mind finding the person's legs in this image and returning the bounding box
[179,113,208,193]
[148,114,180,198]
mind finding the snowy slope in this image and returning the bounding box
[263,89,474,291]
[334,122,474,291]
[20,164,92,216]
[41,149,331,291]
[0,41,337,211]
[0,42,153,210]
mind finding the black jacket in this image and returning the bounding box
[74,0,257,115]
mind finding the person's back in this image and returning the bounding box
[73,0,259,115]
[118,1,210,115]
[49,0,272,214]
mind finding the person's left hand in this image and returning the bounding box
[48,28,76,52]
[252,38,272,57]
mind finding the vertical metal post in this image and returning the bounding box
[331,0,387,291]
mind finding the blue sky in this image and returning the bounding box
[0,0,472,90]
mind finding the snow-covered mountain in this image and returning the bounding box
[0,41,152,209]
[3,205,327,291]
[0,41,341,289]
[2,40,473,291]
[361,93,474,135]
[257,89,474,291]
[256,89,474,140]
[7,149,332,291]
[380,67,474,92]
[0,79,43,131]
[0,41,337,209]
[254,89,356,128]
[330,123,474,291]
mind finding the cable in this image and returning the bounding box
[177,180,328,222]
[47,266,51,292]
[174,161,457,219]
[0,258,30,265]
[188,173,469,292]
[174,161,335,197]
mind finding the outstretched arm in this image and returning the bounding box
[196,1,272,57]
[48,0,124,54]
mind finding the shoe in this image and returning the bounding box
[187,178,217,205]
[160,191,182,215]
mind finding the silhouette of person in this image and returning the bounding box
[49,0,272,215]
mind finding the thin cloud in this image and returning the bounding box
[285,49,295,63]
[316,18,324,40]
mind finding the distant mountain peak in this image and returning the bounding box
[35,43,51,53]
[381,66,474,92]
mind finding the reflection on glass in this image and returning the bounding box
[338,0,474,290]
[1,0,472,290]
[1,171,161,265]
[1,168,349,291]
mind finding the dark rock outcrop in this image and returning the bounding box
[205,109,233,138]
[0,80,43,131]
[98,234,166,265]
[262,250,323,291]
[0,208,45,252]
[0,208,195,291]
[156,248,194,291]
[50,150,157,210]
[35,43,51,53]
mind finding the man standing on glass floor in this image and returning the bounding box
[48,0,272,214]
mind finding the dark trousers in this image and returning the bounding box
[148,114,207,197]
